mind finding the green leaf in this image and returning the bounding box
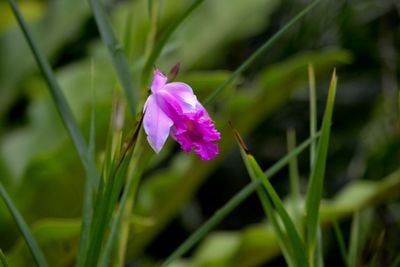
[5,219,80,267]
[305,70,337,259]
[84,115,143,267]
[333,220,349,267]
[308,64,322,267]
[184,169,400,267]
[88,0,137,115]
[348,212,360,267]
[161,180,260,267]
[234,127,308,267]
[286,129,301,230]
[99,157,144,267]
[308,64,317,168]
[203,0,321,105]
[0,249,9,267]
[0,183,49,267]
[6,0,92,171]
[76,60,98,267]
[161,133,320,267]
[0,0,89,122]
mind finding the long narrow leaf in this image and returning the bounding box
[76,60,98,267]
[308,64,317,168]
[308,65,323,267]
[287,129,301,229]
[0,249,9,267]
[203,0,321,105]
[99,158,143,267]
[84,115,143,267]
[305,70,337,258]
[161,180,260,267]
[238,145,296,267]
[0,183,48,267]
[161,132,320,267]
[234,128,308,267]
[265,132,320,177]
[348,211,360,267]
[333,220,350,267]
[7,0,91,170]
[88,0,137,115]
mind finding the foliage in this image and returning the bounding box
[0,0,399,266]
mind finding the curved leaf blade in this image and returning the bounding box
[0,183,49,267]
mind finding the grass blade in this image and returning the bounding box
[7,2,102,266]
[84,115,143,267]
[99,160,143,267]
[314,226,324,267]
[76,60,98,267]
[308,65,322,267]
[141,0,205,85]
[88,0,137,115]
[0,183,49,267]
[308,64,317,168]
[305,70,337,260]
[7,0,91,170]
[161,180,260,267]
[203,0,321,106]
[98,154,142,267]
[265,132,320,177]
[348,212,360,267]
[0,249,9,267]
[161,132,320,267]
[333,220,350,267]
[233,127,308,267]
[287,128,301,229]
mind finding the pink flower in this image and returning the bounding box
[143,68,221,160]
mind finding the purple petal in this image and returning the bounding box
[162,82,197,112]
[143,95,173,153]
[151,68,168,93]
[172,110,221,160]
[155,90,185,122]
[194,142,219,160]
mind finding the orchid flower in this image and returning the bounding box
[143,68,221,160]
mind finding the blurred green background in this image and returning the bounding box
[0,0,399,266]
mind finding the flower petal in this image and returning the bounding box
[143,95,173,153]
[171,110,221,160]
[194,142,219,160]
[162,82,197,112]
[155,90,184,122]
[151,68,168,93]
